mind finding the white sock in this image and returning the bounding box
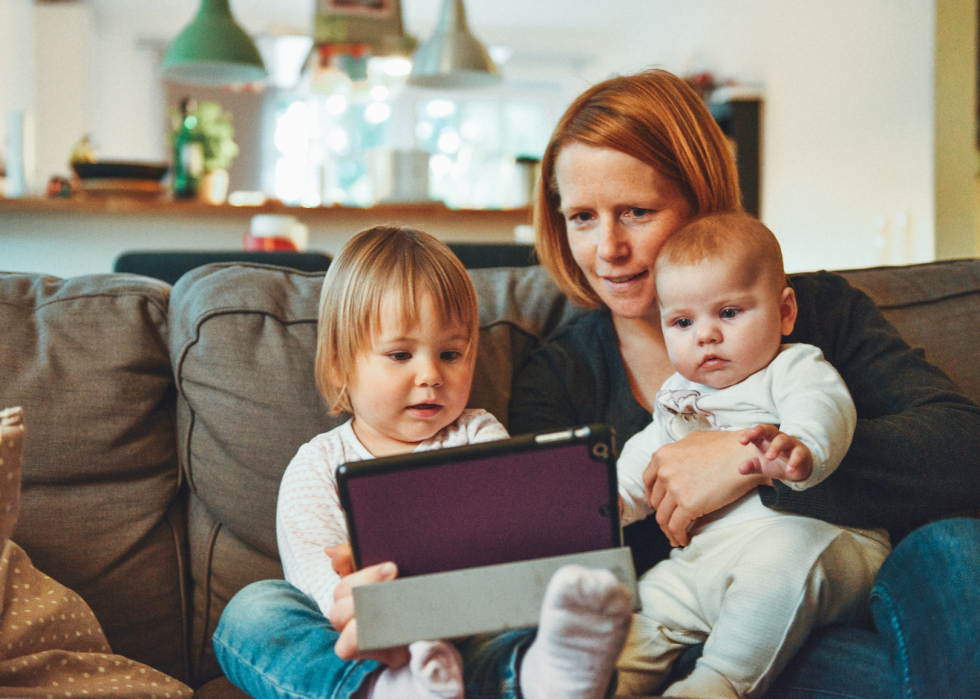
[520,565,633,699]
[365,640,464,699]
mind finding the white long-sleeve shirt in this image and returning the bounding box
[618,343,857,534]
[276,408,509,615]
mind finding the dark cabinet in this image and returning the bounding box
[710,97,762,217]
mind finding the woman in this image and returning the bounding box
[215,68,980,699]
[509,68,980,698]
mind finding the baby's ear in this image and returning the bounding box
[779,286,798,336]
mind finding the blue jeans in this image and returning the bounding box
[761,518,980,699]
[214,519,980,699]
[212,579,538,699]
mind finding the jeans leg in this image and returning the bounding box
[869,518,980,699]
[768,518,980,699]
[212,579,380,699]
[766,626,900,699]
[456,628,618,699]
[457,629,536,699]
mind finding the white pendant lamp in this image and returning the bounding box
[407,0,500,89]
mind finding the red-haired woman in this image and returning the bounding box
[511,68,980,699]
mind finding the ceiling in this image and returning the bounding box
[82,0,655,36]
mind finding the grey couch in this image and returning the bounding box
[1,257,978,697]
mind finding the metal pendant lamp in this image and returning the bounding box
[407,0,500,89]
[161,0,267,86]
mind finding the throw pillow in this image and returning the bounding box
[0,407,193,698]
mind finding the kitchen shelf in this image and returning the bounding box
[0,195,532,224]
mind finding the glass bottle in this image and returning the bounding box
[172,98,204,199]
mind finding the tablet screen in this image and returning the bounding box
[337,425,620,577]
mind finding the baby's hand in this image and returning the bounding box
[737,424,812,482]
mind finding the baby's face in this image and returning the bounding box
[657,258,795,389]
[347,292,475,457]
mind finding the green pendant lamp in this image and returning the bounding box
[407,0,500,89]
[161,0,267,85]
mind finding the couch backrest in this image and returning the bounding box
[167,262,579,684]
[0,272,190,683]
[169,263,336,684]
[2,257,976,688]
[836,258,980,404]
[170,258,980,686]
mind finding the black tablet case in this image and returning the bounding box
[337,424,620,577]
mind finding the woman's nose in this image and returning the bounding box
[596,219,628,261]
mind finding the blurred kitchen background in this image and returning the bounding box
[1,0,978,277]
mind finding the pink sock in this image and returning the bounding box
[365,640,464,699]
[520,565,633,699]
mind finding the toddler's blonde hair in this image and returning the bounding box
[315,225,479,415]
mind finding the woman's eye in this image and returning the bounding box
[566,211,594,225]
[627,207,651,218]
[721,308,740,320]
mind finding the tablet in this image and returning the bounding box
[337,424,620,577]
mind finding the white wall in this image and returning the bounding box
[0,0,35,119]
[3,0,977,275]
[34,3,91,184]
[0,0,36,190]
[537,0,938,272]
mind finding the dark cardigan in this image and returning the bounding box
[509,271,980,571]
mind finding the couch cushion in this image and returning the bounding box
[169,263,335,684]
[0,272,189,683]
[168,262,580,684]
[468,266,585,427]
[837,258,980,403]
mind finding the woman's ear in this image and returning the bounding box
[779,286,798,336]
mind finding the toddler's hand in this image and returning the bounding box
[325,545,410,667]
[738,424,813,482]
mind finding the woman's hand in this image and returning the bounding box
[325,544,410,667]
[642,430,769,547]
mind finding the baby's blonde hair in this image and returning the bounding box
[655,213,788,298]
[315,225,479,415]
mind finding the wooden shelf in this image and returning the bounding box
[0,195,533,224]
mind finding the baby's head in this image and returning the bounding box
[315,226,479,455]
[655,213,797,389]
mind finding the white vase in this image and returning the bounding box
[198,169,229,205]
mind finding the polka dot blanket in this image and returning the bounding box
[0,407,193,698]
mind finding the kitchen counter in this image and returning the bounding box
[0,197,533,278]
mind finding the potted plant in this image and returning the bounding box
[169,100,239,203]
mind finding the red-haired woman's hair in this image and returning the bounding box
[534,69,742,308]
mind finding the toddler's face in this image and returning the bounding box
[347,291,475,456]
[657,258,795,389]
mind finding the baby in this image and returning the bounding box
[615,213,891,698]
[270,225,631,699]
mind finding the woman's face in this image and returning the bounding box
[555,142,694,322]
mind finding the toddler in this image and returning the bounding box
[273,225,632,699]
[615,213,891,698]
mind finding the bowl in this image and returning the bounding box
[71,161,169,181]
